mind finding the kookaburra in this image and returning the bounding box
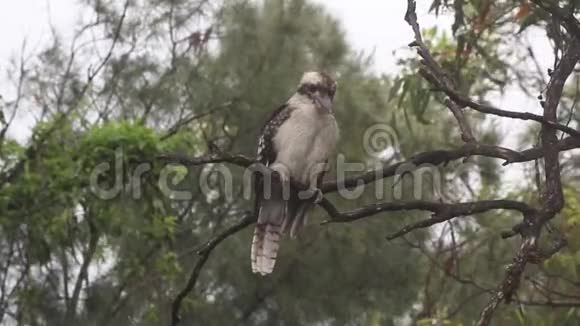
[251,71,339,275]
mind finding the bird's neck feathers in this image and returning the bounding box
[287,92,333,115]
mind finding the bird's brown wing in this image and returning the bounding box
[251,103,296,275]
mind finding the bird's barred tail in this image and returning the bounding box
[251,198,285,275]
[251,173,313,275]
[250,222,281,275]
[250,199,309,275]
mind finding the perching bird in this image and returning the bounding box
[251,71,339,275]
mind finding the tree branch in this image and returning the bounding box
[158,152,255,167]
[64,214,99,324]
[321,139,580,193]
[170,212,254,326]
[531,0,580,41]
[403,1,579,324]
[476,17,580,326]
[405,0,476,143]
[0,0,130,188]
[319,197,535,239]
[406,0,580,140]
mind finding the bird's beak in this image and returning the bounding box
[313,92,333,112]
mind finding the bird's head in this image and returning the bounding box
[297,71,337,112]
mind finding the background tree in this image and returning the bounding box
[0,0,579,325]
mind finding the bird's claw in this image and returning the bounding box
[313,189,323,204]
[301,188,323,204]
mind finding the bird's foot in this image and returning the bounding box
[300,188,324,204]
[269,163,291,184]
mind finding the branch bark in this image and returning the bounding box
[319,197,535,241]
[531,0,580,41]
[402,1,579,324]
[476,18,580,326]
[160,4,580,324]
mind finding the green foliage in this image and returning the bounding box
[0,0,430,324]
[3,0,578,325]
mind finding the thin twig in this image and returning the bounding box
[170,213,254,326]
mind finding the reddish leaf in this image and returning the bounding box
[516,1,531,21]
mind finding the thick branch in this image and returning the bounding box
[539,38,580,217]
[320,198,535,239]
[445,98,476,143]
[321,139,580,193]
[403,1,578,325]
[158,152,254,167]
[160,135,580,198]
[477,18,580,326]
[476,238,536,326]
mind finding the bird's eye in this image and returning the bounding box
[329,87,335,97]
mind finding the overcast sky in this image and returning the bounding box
[0,0,455,139]
[0,1,455,82]
[0,0,552,189]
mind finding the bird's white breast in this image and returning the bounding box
[272,96,339,185]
